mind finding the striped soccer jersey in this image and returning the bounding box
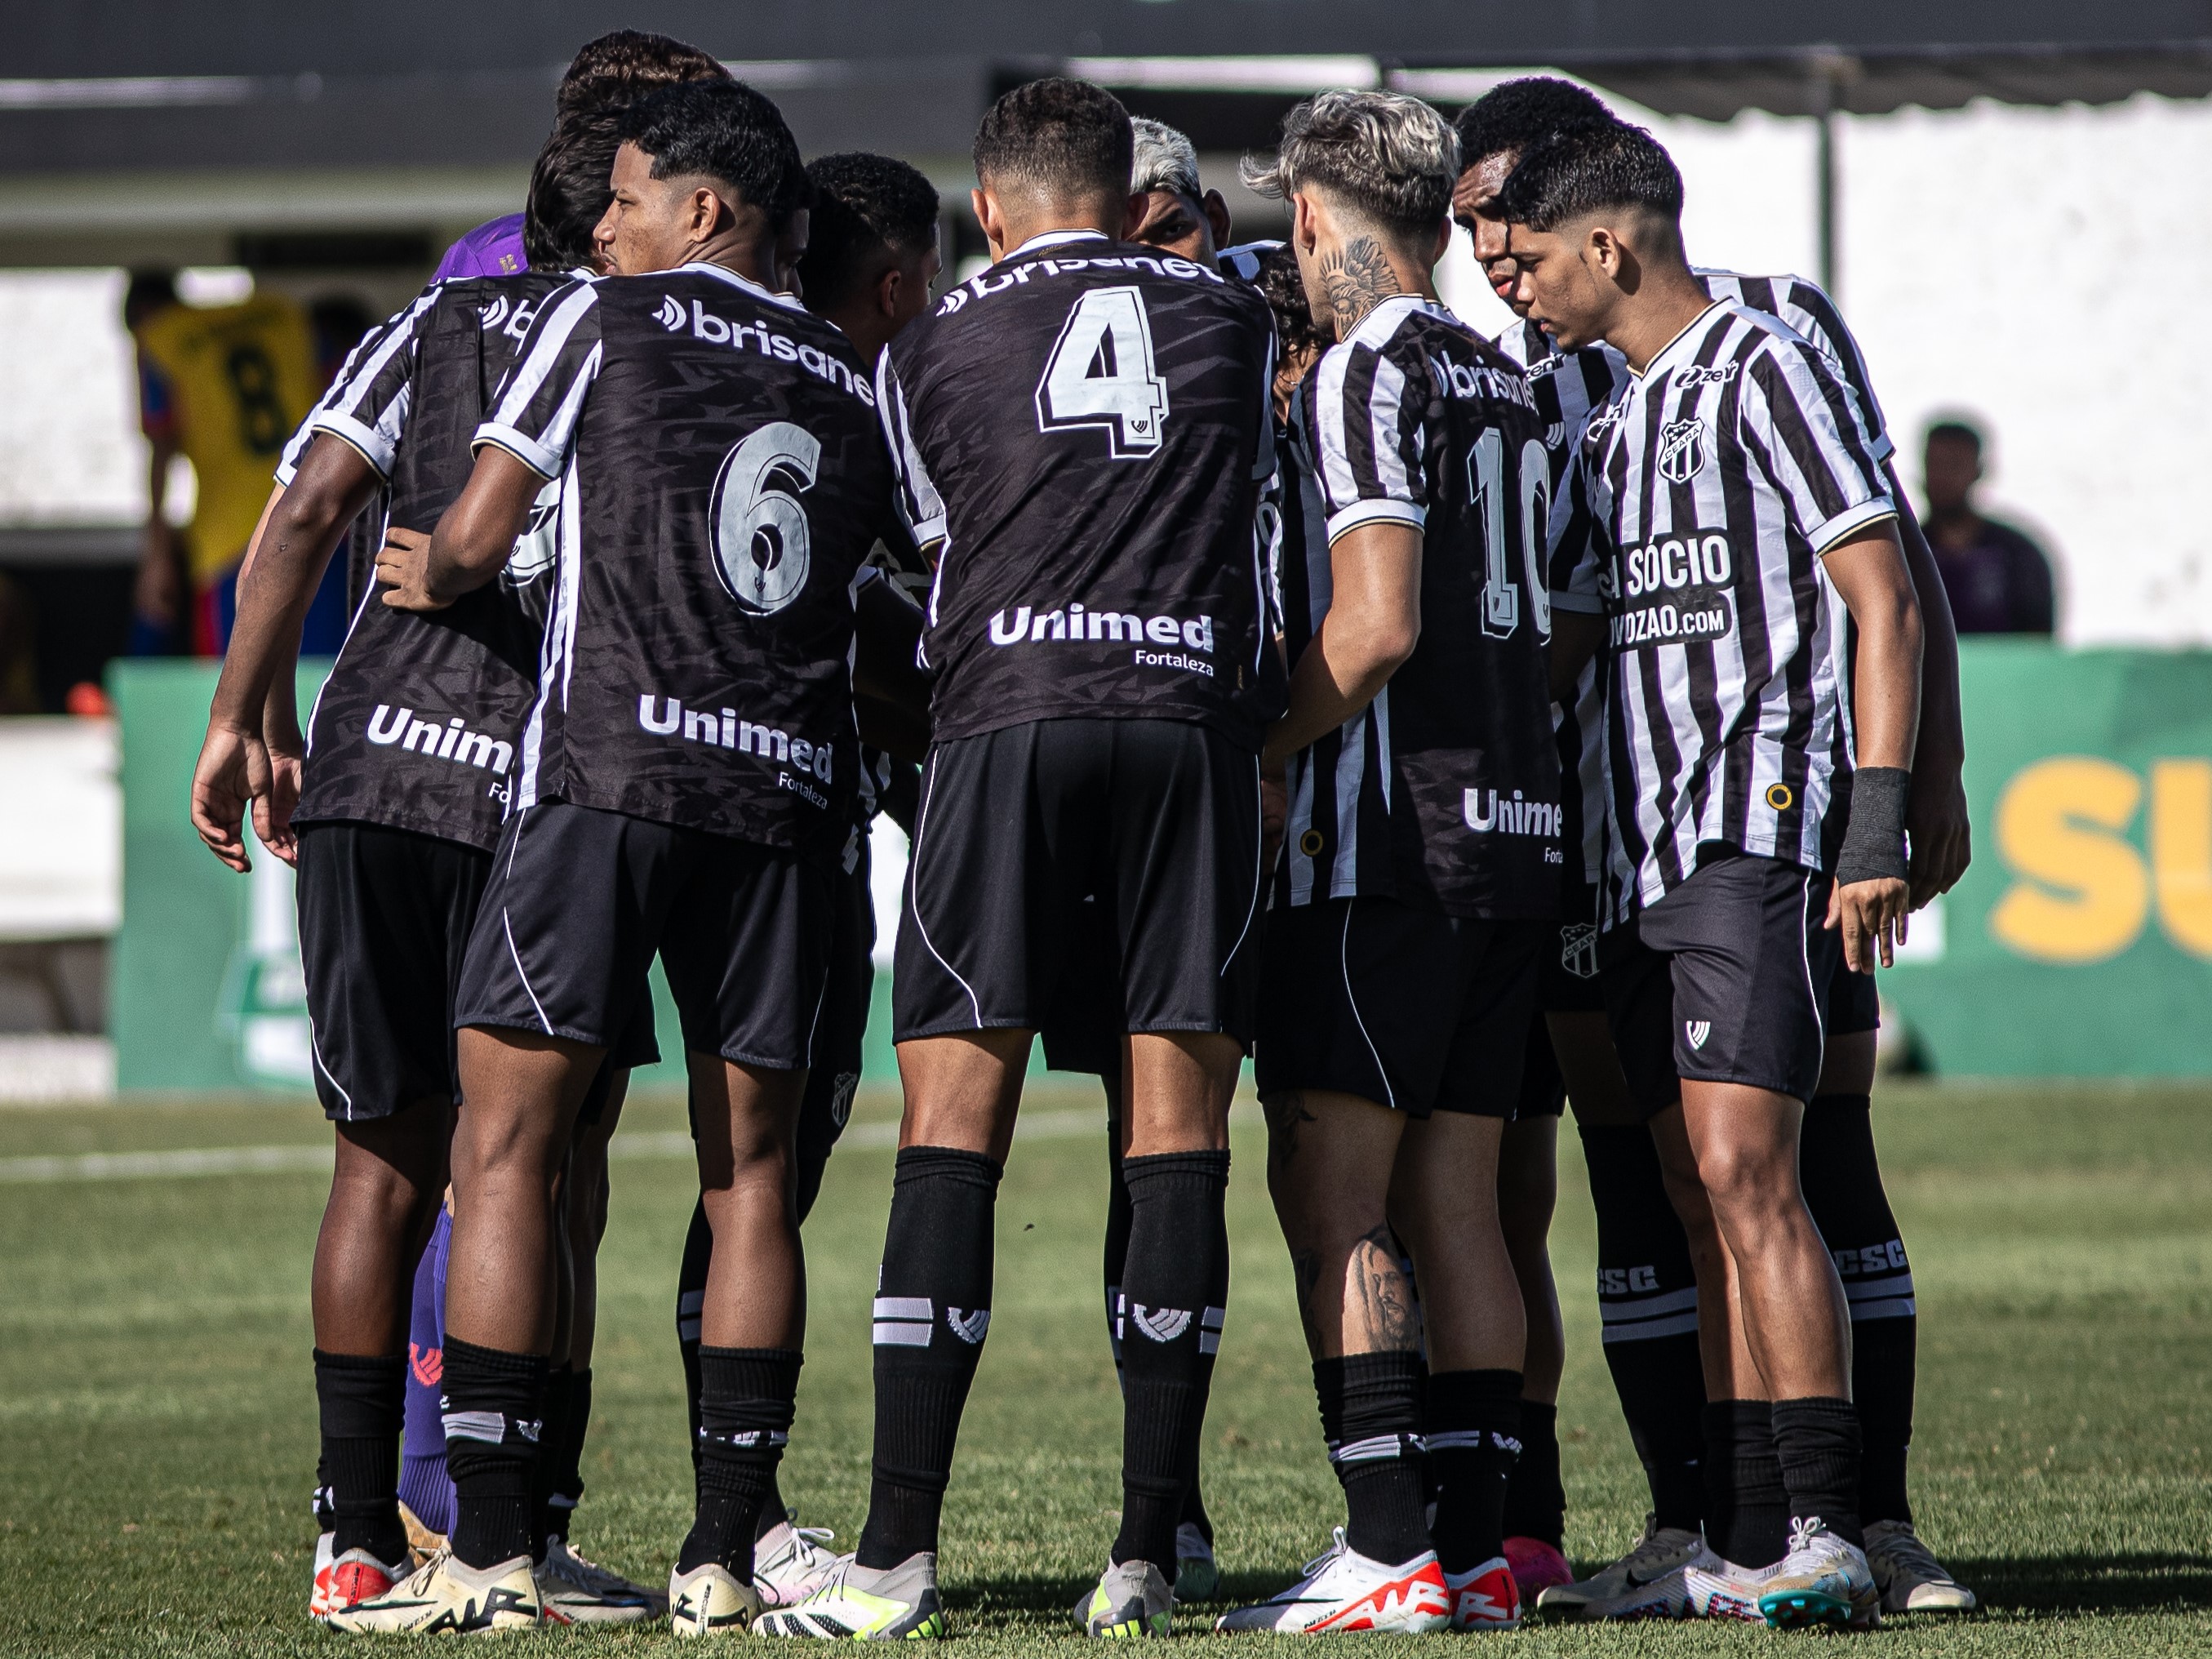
[1695,269,1894,460]
[1277,296,1558,918]
[1494,319,1631,897]
[1564,297,1896,922]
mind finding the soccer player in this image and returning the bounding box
[756,78,1278,1642]
[188,110,657,1626]
[1127,117,1233,264]
[1456,77,1976,1619]
[347,79,904,1635]
[670,147,941,1611]
[1204,91,1551,1637]
[1501,119,1921,1630]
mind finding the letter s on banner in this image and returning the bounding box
[2151,758,2212,957]
[1988,756,2148,963]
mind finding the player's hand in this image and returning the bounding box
[257,732,304,870]
[375,527,448,612]
[190,723,273,874]
[1905,763,1971,910]
[1826,874,1910,973]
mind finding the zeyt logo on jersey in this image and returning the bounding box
[637,695,835,804]
[366,706,513,776]
[1464,788,1564,843]
[1656,417,1709,483]
[988,603,1217,677]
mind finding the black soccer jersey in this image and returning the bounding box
[1277,296,1560,919]
[1495,318,1631,894]
[1569,299,1896,921]
[477,263,900,855]
[282,273,573,852]
[878,230,1281,749]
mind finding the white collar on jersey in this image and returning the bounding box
[1632,297,1727,379]
[677,259,809,314]
[1008,228,1111,256]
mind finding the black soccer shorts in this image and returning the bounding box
[1825,949,1882,1038]
[1601,847,1842,1115]
[1255,896,1547,1119]
[456,800,830,1071]
[893,717,1264,1047]
[1514,1007,1567,1120]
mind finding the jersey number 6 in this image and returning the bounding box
[711,421,820,615]
[1034,286,1170,459]
[1468,429,1552,641]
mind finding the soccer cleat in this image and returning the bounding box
[1445,1556,1522,1630]
[1535,1515,1706,1617]
[540,1535,659,1624]
[1757,1518,1880,1630]
[398,1499,448,1559]
[1503,1536,1574,1600]
[1214,1528,1450,1635]
[1864,1519,1978,1612]
[754,1517,842,1608]
[311,1537,408,1623]
[325,1547,543,1634]
[1173,1522,1220,1603]
[1683,1555,1775,1623]
[671,1561,765,1638]
[755,1551,946,1639]
[1078,1559,1174,1637]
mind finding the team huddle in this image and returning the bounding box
[189,29,1978,1640]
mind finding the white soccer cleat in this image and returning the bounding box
[1864,1519,1977,1612]
[1443,1556,1522,1630]
[1756,1517,1880,1630]
[540,1534,659,1623]
[670,1560,766,1638]
[1077,1559,1175,1637]
[324,1547,543,1634]
[755,1551,946,1639]
[1535,1516,1708,1619]
[754,1517,842,1608]
[1683,1554,1778,1622]
[310,1534,410,1623]
[1214,1529,1450,1635]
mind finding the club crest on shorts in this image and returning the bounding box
[1685,1019,1712,1050]
[1130,1304,1193,1343]
[1561,922,1600,980]
[945,1306,991,1345]
[1656,418,1709,483]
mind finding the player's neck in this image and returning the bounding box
[986,193,1129,261]
[1604,262,1716,375]
[1313,231,1436,342]
[674,223,780,291]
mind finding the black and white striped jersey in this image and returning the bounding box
[475,262,904,856]
[878,230,1281,749]
[1494,319,1631,894]
[275,273,571,852]
[1695,269,1891,459]
[1571,298,1896,920]
[1277,296,1560,918]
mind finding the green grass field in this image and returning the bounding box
[0,1079,2207,1656]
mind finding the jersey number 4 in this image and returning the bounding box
[710,421,820,615]
[1034,287,1170,459]
[1468,429,1552,640]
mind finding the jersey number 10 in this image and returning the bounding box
[1468,429,1552,641]
[1034,287,1171,459]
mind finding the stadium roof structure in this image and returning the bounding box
[0,2,2205,268]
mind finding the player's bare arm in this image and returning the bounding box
[191,438,379,871]
[1886,472,1972,905]
[380,446,543,611]
[1820,519,1924,972]
[1263,522,1421,765]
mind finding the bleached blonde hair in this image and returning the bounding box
[1241,88,1459,234]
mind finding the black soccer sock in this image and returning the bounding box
[1102,1096,1132,1391]
[1427,1369,1523,1573]
[314,1349,410,1564]
[530,1365,573,1559]
[1801,1092,1917,1528]
[1703,1399,1789,1568]
[855,1147,1002,1569]
[679,1347,803,1577]
[441,1337,548,1569]
[1500,1399,1564,1550]
[556,1368,593,1531]
[1579,1123,1708,1532]
[1109,1150,1230,1572]
[1770,1396,1863,1547]
[677,1194,711,1471]
[1326,1351,1430,1566]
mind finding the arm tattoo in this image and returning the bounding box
[1317,237,1403,336]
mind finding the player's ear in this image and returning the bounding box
[1291,192,1320,255]
[1203,189,1233,250]
[1427,215,1452,271]
[971,185,1002,259]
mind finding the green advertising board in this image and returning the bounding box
[110,641,2212,1087]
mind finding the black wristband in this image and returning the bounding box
[1835,766,1910,886]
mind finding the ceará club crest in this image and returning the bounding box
[1656,417,1708,484]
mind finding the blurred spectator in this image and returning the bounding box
[126,272,331,656]
[1921,418,2056,635]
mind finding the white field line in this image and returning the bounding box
[0,1107,1105,1185]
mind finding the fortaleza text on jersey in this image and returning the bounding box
[635,694,836,799]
